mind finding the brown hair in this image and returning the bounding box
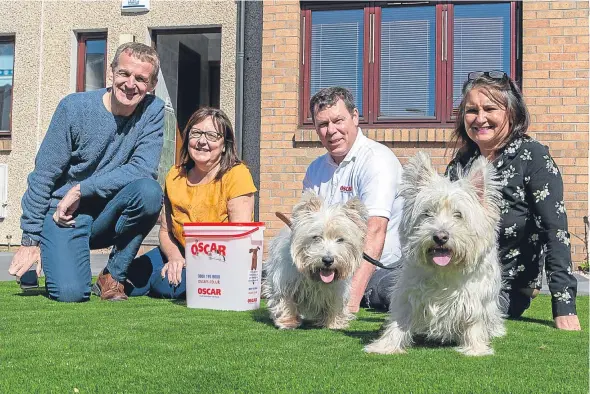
[179,107,242,181]
[110,42,160,85]
[451,74,530,155]
[309,86,357,123]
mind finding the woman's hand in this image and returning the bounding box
[161,258,186,286]
[554,315,581,331]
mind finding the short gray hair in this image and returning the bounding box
[309,86,357,123]
[110,42,160,84]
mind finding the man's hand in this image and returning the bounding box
[348,262,376,313]
[8,246,42,278]
[348,216,389,313]
[161,258,186,286]
[53,184,82,227]
[554,315,581,331]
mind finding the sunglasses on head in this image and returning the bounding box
[467,70,508,81]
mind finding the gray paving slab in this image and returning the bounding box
[0,252,108,281]
[0,251,588,296]
[0,227,160,282]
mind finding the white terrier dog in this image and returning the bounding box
[365,152,505,356]
[263,192,367,329]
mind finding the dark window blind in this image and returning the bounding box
[310,9,364,116]
[452,3,511,108]
[380,6,436,119]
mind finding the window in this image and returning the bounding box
[0,37,15,134]
[300,2,520,127]
[451,3,512,110]
[379,6,436,119]
[310,9,365,117]
[77,33,107,92]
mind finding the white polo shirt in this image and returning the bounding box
[303,128,403,266]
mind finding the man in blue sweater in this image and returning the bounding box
[8,42,165,302]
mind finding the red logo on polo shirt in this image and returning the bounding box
[340,185,353,192]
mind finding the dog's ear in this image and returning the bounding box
[400,151,437,201]
[343,198,369,232]
[465,156,502,207]
[344,198,368,219]
[292,191,323,221]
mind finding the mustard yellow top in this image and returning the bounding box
[165,163,257,246]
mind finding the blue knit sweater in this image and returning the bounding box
[21,88,164,241]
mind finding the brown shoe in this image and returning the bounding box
[93,270,128,301]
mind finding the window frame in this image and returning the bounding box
[444,1,519,122]
[76,32,108,93]
[372,2,444,126]
[299,1,521,129]
[0,35,15,136]
[300,2,370,126]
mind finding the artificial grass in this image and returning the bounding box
[0,281,587,394]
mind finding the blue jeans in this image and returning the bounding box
[125,246,186,299]
[41,179,163,302]
[361,266,397,311]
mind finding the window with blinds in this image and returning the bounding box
[300,2,519,127]
[310,9,364,116]
[452,3,511,108]
[380,6,436,119]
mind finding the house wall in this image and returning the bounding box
[0,0,237,244]
[259,0,589,265]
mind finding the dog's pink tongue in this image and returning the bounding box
[432,250,452,266]
[320,269,335,283]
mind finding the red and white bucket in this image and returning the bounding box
[184,222,265,311]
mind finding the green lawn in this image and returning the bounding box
[0,281,587,393]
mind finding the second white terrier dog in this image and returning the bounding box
[264,192,367,329]
[365,152,505,356]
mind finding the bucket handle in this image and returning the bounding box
[183,227,259,239]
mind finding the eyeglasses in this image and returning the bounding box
[189,129,223,142]
[467,70,508,81]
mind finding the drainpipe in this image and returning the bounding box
[235,0,245,158]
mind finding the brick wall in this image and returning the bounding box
[521,1,589,265]
[260,0,589,265]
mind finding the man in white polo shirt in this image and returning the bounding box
[303,86,403,313]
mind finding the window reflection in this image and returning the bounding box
[84,39,106,91]
[0,41,14,131]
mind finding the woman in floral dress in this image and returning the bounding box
[446,71,580,330]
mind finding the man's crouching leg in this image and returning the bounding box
[41,211,94,302]
[90,179,163,301]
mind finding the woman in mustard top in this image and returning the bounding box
[126,107,257,298]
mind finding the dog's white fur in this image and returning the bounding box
[365,152,505,356]
[263,192,368,329]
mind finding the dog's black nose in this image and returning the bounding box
[433,231,449,246]
[322,256,334,266]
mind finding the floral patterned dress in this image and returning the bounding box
[446,135,577,318]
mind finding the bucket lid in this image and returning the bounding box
[184,222,265,227]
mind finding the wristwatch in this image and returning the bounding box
[21,234,40,247]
